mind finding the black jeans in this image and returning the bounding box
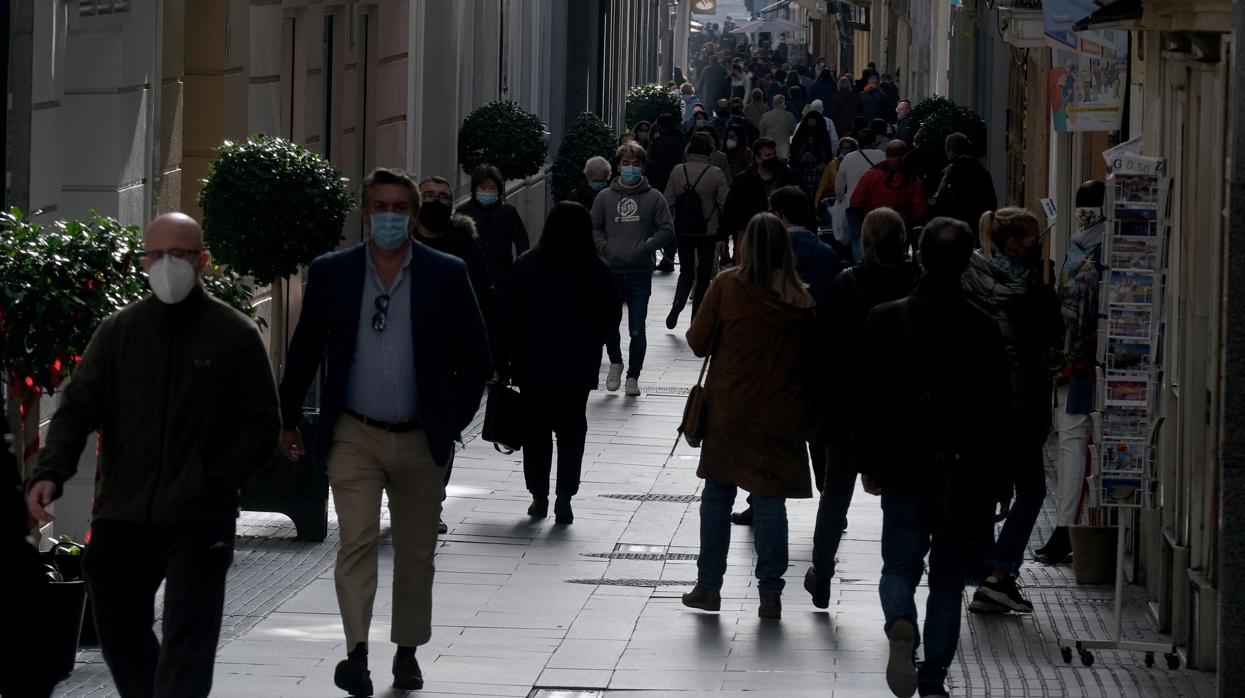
[671,237,719,316]
[83,517,236,698]
[523,387,591,498]
[985,433,1047,576]
[811,432,857,578]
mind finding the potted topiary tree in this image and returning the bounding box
[908,96,989,192]
[198,135,354,542]
[624,83,684,132]
[552,112,616,203]
[42,535,88,678]
[458,100,549,182]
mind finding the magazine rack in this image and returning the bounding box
[1055,151,1180,670]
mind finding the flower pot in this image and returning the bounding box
[46,580,88,678]
[1069,524,1117,585]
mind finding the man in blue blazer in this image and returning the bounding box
[278,168,490,696]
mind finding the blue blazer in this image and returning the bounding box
[278,241,491,465]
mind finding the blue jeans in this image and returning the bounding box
[697,478,789,594]
[605,271,652,379]
[985,435,1046,576]
[880,490,970,689]
[845,209,864,263]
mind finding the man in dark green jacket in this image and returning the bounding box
[26,212,280,698]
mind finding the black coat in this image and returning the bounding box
[858,89,883,122]
[808,76,838,106]
[456,199,530,291]
[498,249,621,391]
[645,130,688,195]
[722,164,798,239]
[417,217,494,313]
[854,274,1014,502]
[934,156,998,236]
[569,178,604,211]
[961,252,1063,439]
[828,89,860,136]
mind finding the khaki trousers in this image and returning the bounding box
[328,415,443,648]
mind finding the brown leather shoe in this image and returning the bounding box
[681,583,721,611]
[759,590,782,619]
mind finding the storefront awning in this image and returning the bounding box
[760,0,791,15]
[1074,0,1143,31]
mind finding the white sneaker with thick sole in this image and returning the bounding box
[625,377,641,396]
[886,618,918,697]
[606,363,624,391]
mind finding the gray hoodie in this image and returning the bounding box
[591,177,676,272]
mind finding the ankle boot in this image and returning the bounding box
[528,495,549,518]
[554,495,573,524]
[758,590,782,619]
[681,583,721,611]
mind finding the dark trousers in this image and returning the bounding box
[671,237,719,317]
[880,490,972,690]
[83,517,236,698]
[985,435,1047,576]
[523,387,591,498]
[811,435,856,577]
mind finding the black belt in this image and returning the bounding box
[343,408,421,433]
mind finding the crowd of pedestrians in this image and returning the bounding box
[8,31,1105,698]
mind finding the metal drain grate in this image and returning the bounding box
[581,552,699,561]
[566,578,696,587]
[599,493,701,503]
[593,383,693,396]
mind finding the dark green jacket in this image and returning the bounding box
[32,286,280,527]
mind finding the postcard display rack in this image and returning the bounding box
[1056,155,1181,670]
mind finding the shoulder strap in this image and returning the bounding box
[687,163,710,191]
[860,151,878,168]
[694,321,720,387]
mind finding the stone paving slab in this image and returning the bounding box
[53,272,1215,697]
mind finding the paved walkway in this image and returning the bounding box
[55,272,1213,697]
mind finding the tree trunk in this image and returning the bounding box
[268,276,287,377]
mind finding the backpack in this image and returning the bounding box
[673,164,713,237]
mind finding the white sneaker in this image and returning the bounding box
[606,363,624,391]
[625,377,641,396]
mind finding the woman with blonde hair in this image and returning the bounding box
[961,206,1063,616]
[681,213,818,620]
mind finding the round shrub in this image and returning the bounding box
[458,101,549,181]
[552,112,617,202]
[624,83,683,131]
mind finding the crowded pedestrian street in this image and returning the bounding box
[42,274,1212,698]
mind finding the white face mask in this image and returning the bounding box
[148,256,198,304]
[1075,207,1103,229]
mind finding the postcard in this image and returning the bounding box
[1101,406,1151,438]
[1108,270,1155,306]
[1107,338,1152,371]
[1109,236,1158,271]
[1107,307,1153,339]
[1103,440,1147,473]
[1105,373,1150,407]
[1101,476,1144,506]
[1114,175,1160,206]
[1114,208,1159,237]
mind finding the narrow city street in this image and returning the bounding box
[51,273,1214,698]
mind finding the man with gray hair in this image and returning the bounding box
[27,212,281,698]
[808,99,840,156]
[758,93,797,159]
[572,156,613,209]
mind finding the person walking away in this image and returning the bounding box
[805,207,919,609]
[835,130,887,262]
[786,86,808,119]
[961,207,1063,615]
[27,213,280,698]
[1040,182,1106,563]
[689,124,733,183]
[933,132,998,238]
[858,74,883,121]
[789,110,837,201]
[758,94,798,160]
[829,76,861,139]
[592,142,676,397]
[723,124,754,178]
[744,88,769,125]
[808,68,838,107]
[698,56,729,108]
[679,83,703,129]
[571,156,613,210]
[277,168,490,695]
[664,132,731,329]
[817,136,857,243]
[646,114,690,273]
[728,62,752,103]
[856,217,1014,698]
[849,140,928,231]
[680,213,818,620]
[807,99,841,154]
[722,138,798,266]
[878,74,901,124]
[498,202,620,526]
[456,164,529,297]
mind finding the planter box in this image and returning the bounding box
[46,580,87,678]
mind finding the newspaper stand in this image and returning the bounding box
[1055,152,1180,670]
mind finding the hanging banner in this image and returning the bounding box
[1044,0,1129,133]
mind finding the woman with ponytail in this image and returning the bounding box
[960,207,1063,616]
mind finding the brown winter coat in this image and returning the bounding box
[686,271,817,498]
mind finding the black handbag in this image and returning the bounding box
[482,384,525,454]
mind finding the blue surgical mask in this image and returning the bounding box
[370,213,410,250]
[589,179,609,191]
[620,165,643,185]
[475,191,499,206]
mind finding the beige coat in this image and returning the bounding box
[686,271,817,498]
[663,155,730,239]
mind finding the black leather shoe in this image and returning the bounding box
[528,496,549,518]
[730,507,753,526]
[554,496,574,524]
[334,656,373,697]
[656,258,675,273]
[392,652,423,690]
[804,567,830,609]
